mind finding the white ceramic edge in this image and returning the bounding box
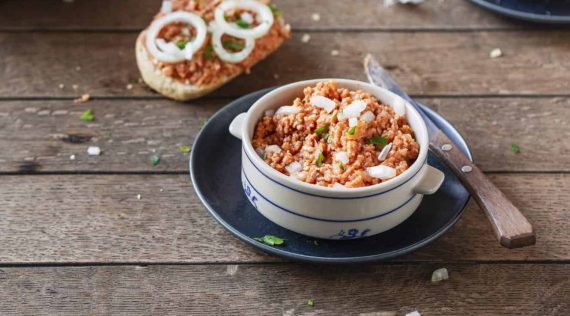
[234,78,430,197]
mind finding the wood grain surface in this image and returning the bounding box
[0,264,567,315]
[1,97,567,173]
[1,31,569,98]
[0,0,528,31]
[0,174,566,263]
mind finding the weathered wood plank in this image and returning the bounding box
[0,264,567,315]
[0,0,525,31]
[0,174,567,263]
[1,31,569,98]
[0,97,567,173]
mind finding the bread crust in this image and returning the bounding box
[135,32,238,101]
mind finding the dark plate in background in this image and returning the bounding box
[190,89,472,263]
[470,0,570,23]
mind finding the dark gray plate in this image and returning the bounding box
[470,0,570,24]
[190,89,472,263]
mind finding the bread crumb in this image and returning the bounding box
[87,146,101,156]
[72,84,79,91]
[58,84,65,89]
[301,34,311,43]
[69,154,75,160]
[74,94,91,103]
[126,84,134,90]
[431,268,449,282]
[75,66,81,71]
[311,13,320,21]
[490,48,503,59]
[330,50,340,56]
[136,194,141,200]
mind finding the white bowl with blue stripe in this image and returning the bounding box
[229,79,444,240]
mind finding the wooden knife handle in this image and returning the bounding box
[430,130,535,248]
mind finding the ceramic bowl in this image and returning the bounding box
[228,79,444,240]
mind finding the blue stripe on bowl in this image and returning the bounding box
[242,169,418,223]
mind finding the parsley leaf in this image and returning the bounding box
[268,3,283,17]
[314,124,330,135]
[253,235,285,246]
[511,143,520,154]
[179,145,191,153]
[80,108,95,122]
[203,45,214,60]
[347,126,356,136]
[223,40,245,51]
[316,151,324,167]
[150,154,160,166]
[322,133,330,141]
[367,136,388,146]
[235,19,251,28]
[339,162,345,170]
[307,299,315,307]
[176,39,189,49]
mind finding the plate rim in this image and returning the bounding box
[470,0,570,24]
[190,88,473,263]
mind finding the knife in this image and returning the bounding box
[364,54,535,249]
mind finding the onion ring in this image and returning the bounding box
[214,0,274,39]
[211,22,255,63]
[146,11,207,63]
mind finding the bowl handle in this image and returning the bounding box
[229,113,247,140]
[413,165,445,195]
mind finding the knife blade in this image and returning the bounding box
[364,54,535,249]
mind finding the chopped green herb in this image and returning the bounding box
[322,133,330,141]
[307,299,315,307]
[176,39,189,49]
[150,154,160,166]
[223,40,245,51]
[203,45,214,60]
[316,152,324,167]
[268,3,283,17]
[235,19,251,28]
[262,153,267,160]
[332,112,338,120]
[339,162,345,170]
[253,235,285,246]
[80,108,95,122]
[511,143,520,154]
[178,145,191,153]
[367,136,388,146]
[314,124,330,135]
[347,126,356,136]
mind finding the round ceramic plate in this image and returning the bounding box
[190,89,472,263]
[470,0,570,23]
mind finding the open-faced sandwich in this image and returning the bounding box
[136,0,291,100]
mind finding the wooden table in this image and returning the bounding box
[1,0,569,314]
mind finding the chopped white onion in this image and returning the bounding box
[431,268,449,283]
[377,143,392,161]
[210,21,255,63]
[335,151,349,164]
[343,100,367,118]
[360,110,375,123]
[265,145,281,154]
[146,11,207,63]
[240,12,254,24]
[366,165,396,180]
[215,0,274,39]
[285,161,302,175]
[337,111,347,121]
[310,96,336,113]
[348,117,358,127]
[391,99,407,116]
[332,183,345,189]
[161,0,172,13]
[274,105,299,115]
[264,109,275,117]
[87,146,101,156]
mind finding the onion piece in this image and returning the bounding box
[210,22,255,63]
[335,151,349,164]
[360,110,375,123]
[275,105,299,115]
[264,109,275,117]
[348,117,358,127]
[337,111,347,121]
[343,100,367,118]
[310,96,336,113]
[156,38,182,55]
[377,143,392,161]
[215,0,274,39]
[366,165,397,180]
[240,12,254,24]
[146,11,207,63]
[332,183,346,189]
[285,161,302,175]
[265,145,282,154]
[391,99,407,116]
